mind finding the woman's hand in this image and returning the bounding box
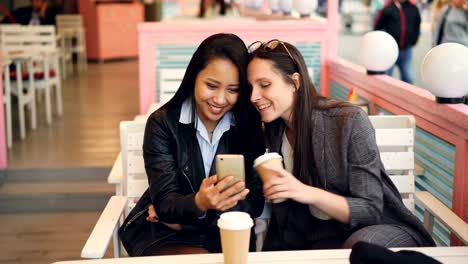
[195,175,249,212]
[146,204,159,222]
[262,165,315,205]
[146,204,182,231]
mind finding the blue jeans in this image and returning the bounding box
[387,47,413,84]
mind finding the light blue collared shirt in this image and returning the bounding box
[179,99,234,178]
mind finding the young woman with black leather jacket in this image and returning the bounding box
[119,33,265,256]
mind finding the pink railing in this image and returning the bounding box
[326,58,468,225]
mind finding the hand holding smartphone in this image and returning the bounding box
[216,154,245,191]
[195,154,248,212]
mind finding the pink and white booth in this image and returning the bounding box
[137,1,467,245]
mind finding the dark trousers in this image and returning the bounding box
[387,47,414,84]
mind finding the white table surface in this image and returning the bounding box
[53,247,468,264]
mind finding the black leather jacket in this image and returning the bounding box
[120,105,264,256]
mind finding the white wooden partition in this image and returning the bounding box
[159,69,185,104]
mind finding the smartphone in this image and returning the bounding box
[216,154,245,189]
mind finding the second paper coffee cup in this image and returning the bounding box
[253,152,287,203]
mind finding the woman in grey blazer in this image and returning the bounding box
[247,40,436,250]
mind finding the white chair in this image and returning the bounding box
[0,25,63,125]
[8,58,37,140]
[56,33,72,80]
[81,115,468,259]
[56,15,87,71]
[2,59,13,148]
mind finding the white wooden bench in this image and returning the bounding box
[82,116,468,259]
[107,102,162,198]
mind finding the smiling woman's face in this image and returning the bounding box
[248,57,296,124]
[194,58,240,131]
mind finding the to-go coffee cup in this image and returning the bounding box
[217,212,253,264]
[253,152,287,203]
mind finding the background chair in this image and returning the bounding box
[0,25,63,125]
[56,15,87,72]
[8,58,37,140]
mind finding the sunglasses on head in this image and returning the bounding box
[248,39,298,68]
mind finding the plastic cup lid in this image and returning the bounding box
[253,152,283,168]
[217,211,253,230]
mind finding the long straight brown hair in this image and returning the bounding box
[249,41,348,188]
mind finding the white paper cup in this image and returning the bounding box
[218,212,253,264]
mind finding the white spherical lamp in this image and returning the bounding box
[279,0,294,15]
[357,31,399,75]
[295,0,317,17]
[268,0,280,13]
[247,0,264,9]
[421,43,468,104]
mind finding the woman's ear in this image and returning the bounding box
[291,72,301,91]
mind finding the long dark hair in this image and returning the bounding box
[165,33,264,165]
[249,41,348,187]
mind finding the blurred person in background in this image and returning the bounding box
[199,0,231,18]
[433,0,468,46]
[374,0,421,84]
[431,0,451,35]
[1,0,56,25]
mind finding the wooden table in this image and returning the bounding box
[53,247,468,264]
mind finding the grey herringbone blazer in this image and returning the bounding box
[263,102,435,247]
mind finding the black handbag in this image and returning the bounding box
[118,189,175,256]
[350,241,442,264]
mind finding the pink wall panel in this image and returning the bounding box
[138,20,333,113]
